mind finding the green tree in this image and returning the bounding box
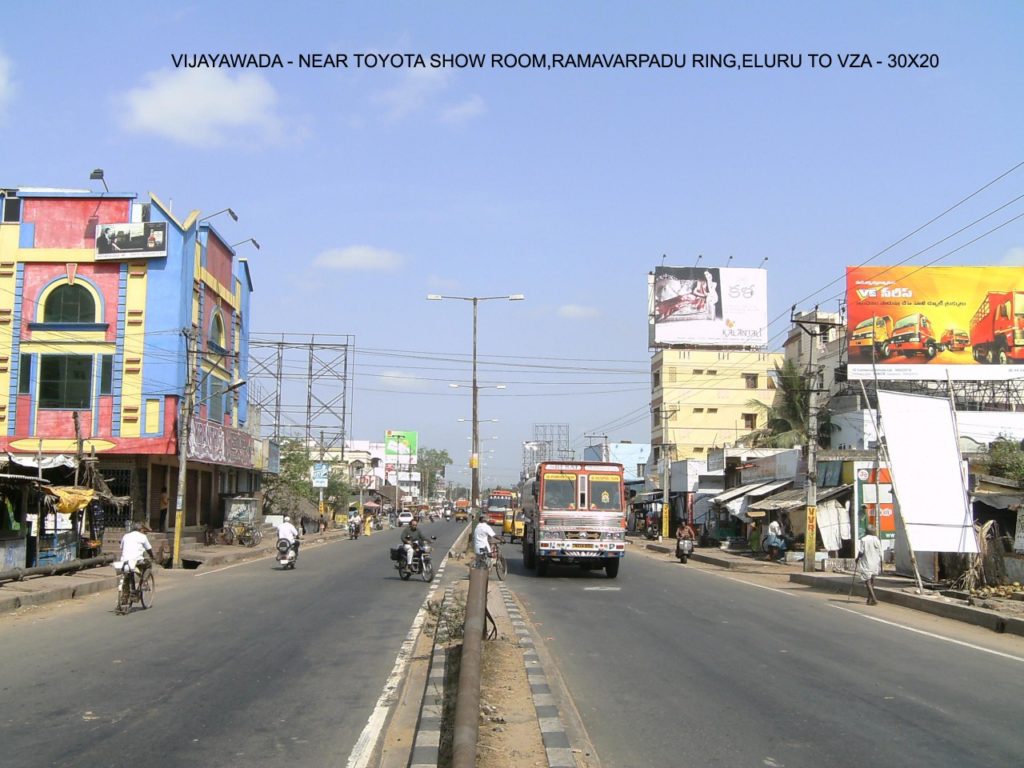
[741,359,809,448]
[983,437,1024,483]
[262,439,349,516]
[418,447,453,499]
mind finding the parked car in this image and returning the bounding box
[397,511,414,526]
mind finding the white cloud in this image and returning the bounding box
[314,245,403,271]
[440,95,485,124]
[999,246,1024,265]
[427,274,460,291]
[377,370,430,390]
[373,68,449,121]
[0,51,14,120]
[558,304,600,319]
[120,68,284,148]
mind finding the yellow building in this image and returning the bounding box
[651,348,784,464]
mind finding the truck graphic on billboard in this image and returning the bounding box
[846,266,1024,381]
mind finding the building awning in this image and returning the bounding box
[712,482,775,505]
[748,484,851,513]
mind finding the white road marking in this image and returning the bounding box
[344,551,452,768]
[583,587,621,592]
[830,605,1024,664]
[684,566,797,596]
[195,559,261,577]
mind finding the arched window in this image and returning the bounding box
[43,284,96,323]
[210,314,226,349]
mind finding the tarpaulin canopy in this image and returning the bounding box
[8,453,76,469]
[42,486,95,515]
[748,485,850,512]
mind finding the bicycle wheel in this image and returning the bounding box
[239,532,253,547]
[139,571,155,609]
[252,528,263,546]
[115,576,128,614]
[494,553,508,581]
[222,527,235,546]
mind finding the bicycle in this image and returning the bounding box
[115,560,155,614]
[476,540,508,581]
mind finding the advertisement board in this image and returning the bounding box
[847,266,1024,381]
[385,430,418,464]
[95,222,167,259]
[649,266,767,347]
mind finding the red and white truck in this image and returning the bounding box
[969,291,1024,364]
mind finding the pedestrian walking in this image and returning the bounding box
[856,524,883,605]
[158,486,169,532]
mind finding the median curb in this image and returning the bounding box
[500,583,576,768]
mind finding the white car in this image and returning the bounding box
[397,511,414,526]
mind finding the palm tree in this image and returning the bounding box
[740,359,810,448]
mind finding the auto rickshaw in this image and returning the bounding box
[504,509,525,543]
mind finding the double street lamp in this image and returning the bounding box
[428,294,524,521]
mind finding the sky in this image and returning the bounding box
[2,1,1023,486]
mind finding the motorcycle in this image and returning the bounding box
[348,520,361,540]
[676,536,694,564]
[276,538,299,569]
[391,537,436,582]
[644,523,661,541]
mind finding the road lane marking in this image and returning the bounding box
[831,605,1024,664]
[583,587,620,591]
[684,565,797,596]
[344,542,454,768]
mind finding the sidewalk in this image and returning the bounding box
[631,536,1024,638]
[0,525,351,615]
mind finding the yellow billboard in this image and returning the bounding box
[847,265,1024,381]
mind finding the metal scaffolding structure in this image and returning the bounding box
[247,333,354,455]
[522,423,572,478]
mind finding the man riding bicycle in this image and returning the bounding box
[473,518,499,567]
[118,521,154,589]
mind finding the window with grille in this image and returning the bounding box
[743,413,758,430]
[39,355,92,409]
[43,284,96,323]
[744,373,758,389]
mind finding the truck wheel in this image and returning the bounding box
[878,342,890,359]
[605,559,620,579]
[998,348,1010,365]
[974,347,984,363]
[985,347,996,364]
[926,344,937,359]
[536,558,548,577]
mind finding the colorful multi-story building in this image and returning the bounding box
[0,185,257,530]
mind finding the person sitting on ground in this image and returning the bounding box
[401,517,428,566]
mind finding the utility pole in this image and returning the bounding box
[172,327,197,567]
[319,429,325,520]
[791,307,843,573]
[657,405,678,540]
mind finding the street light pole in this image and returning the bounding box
[172,328,197,567]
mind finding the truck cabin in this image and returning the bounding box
[539,469,624,513]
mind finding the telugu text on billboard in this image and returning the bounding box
[847,266,1024,381]
[95,222,167,260]
[650,266,767,347]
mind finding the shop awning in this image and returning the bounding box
[42,486,95,515]
[748,484,851,512]
[711,482,772,505]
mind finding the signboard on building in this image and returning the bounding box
[385,430,418,464]
[649,266,767,347]
[741,448,802,483]
[188,417,255,468]
[847,266,1024,381]
[95,222,167,260]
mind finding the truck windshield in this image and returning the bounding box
[542,474,577,510]
[1015,293,1024,316]
[893,315,918,331]
[487,497,511,509]
[589,475,622,511]
[854,318,875,331]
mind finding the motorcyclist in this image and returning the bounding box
[401,517,428,566]
[676,520,696,541]
[278,514,300,557]
[349,511,362,538]
[119,521,154,590]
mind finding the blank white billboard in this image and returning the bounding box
[877,391,978,553]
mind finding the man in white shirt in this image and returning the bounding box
[856,524,884,605]
[473,519,498,564]
[278,515,300,555]
[118,522,154,591]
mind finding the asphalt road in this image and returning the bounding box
[0,520,463,768]
[507,542,1024,768]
